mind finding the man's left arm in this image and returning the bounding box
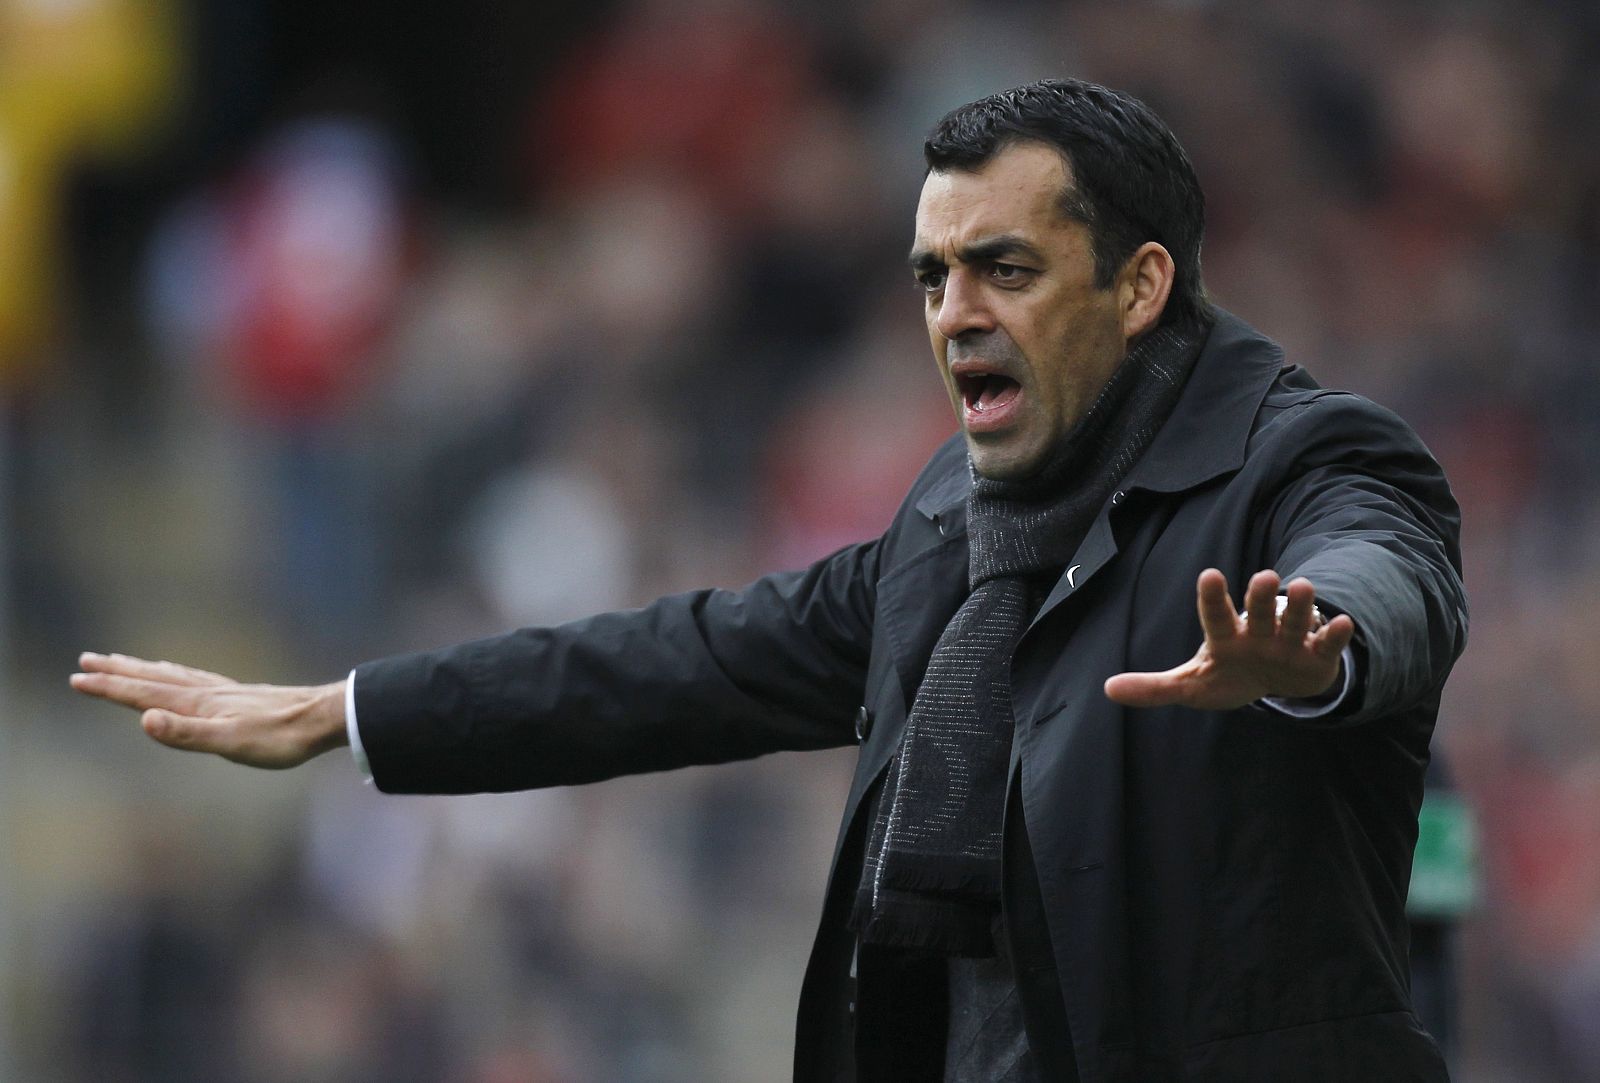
[1106,393,1468,720]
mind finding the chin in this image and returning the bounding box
[966,440,1047,482]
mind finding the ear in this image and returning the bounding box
[1118,242,1176,340]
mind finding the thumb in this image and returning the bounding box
[141,709,231,754]
[1104,668,1187,707]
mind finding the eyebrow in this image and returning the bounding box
[908,234,1046,273]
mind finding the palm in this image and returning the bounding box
[1104,569,1354,711]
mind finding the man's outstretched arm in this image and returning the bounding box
[69,535,883,788]
[69,653,347,769]
[1107,392,1465,720]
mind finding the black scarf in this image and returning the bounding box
[849,319,1206,956]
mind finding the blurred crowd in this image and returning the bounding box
[4,0,1600,1080]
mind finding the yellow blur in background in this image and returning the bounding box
[0,0,177,374]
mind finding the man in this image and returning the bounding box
[72,80,1466,1080]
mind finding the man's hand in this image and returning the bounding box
[69,653,348,769]
[1103,569,1355,710]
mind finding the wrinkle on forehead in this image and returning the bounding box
[912,142,1077,259]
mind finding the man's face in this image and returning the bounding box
[912,141,1128,481]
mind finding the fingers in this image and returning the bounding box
[1243,570,1280,637]
[1199,567,1324,646]
[70,671,209,716]
[1195,569,1238,642]
[71,652,236,714]
[1311,613,1356,659]
[77,652,231,687]
[1277,578,1318,640]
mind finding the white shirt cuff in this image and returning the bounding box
[1259,645,1358,719]
[346,669,373,781]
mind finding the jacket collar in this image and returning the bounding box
[913,309,1285,524]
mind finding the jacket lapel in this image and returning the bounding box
[834,506,968,868]
[879,460,971,703]
[873,476,968,714]
[1029,513,1118,630]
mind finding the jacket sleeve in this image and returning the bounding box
[351,538,881,794]
[1259,392,1467,725]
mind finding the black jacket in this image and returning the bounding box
[354,312,1467,1081]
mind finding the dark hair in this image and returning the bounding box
[924,79,1210,328]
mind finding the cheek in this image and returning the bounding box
[926,332,960,405]
[927,326,950,370]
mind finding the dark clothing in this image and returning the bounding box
[855,771,1070,1082]
[854,320,1204,960]
[943,773,1074,1083]
[353,312,1467,1081]
[945,953,1035,1080]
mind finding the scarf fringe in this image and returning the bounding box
[877,856,999,898]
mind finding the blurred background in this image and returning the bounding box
[2,0,1597,1079]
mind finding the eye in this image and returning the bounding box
[988,262,1029,284]
[916,269,947,293]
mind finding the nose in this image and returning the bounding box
[933,267,996,341]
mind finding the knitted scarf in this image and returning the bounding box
[849,319,1206,956]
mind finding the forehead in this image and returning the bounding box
[914,142,1073,248]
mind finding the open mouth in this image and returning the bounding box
[955,372,1022,414]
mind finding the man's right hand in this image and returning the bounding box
[69,653,348,769]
